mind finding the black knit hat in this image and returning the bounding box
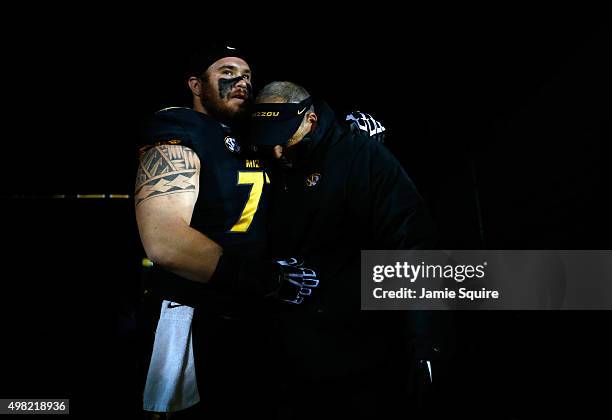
[185,43,249,79]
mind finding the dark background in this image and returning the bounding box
[1,9,610,418]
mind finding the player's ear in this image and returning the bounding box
[306,112,318,134]
[188,76,203,97]
[307,112,318,124]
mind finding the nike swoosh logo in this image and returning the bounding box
[297,107,307,115]
[167,302,183,309]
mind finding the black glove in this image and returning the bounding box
[345,111,386,143]
[210,254,319,305]
[143,254,320,305]
[272,257,320,304]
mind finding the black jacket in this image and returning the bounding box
[267,101,440,379]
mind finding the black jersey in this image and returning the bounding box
[142,107,270,313]
[146,107,270,257]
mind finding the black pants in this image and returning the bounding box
[188,311,430,420]
[278,364,418,420]
[191,311,280,419]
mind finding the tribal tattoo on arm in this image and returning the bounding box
[135,145,199,206]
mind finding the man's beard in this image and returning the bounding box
[200,80,251,126]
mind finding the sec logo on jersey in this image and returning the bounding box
[224,136,241,153]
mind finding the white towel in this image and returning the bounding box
[143,301,200,412]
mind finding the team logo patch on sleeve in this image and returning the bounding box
[305,173,321,187]
[138,139,183,156]
[155,139,182,146]
[224,136,241,153]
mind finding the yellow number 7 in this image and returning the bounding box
[230,171,270,232]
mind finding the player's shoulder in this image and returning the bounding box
[152,106,202,125]
[146,107,204,147]
[151,106,222,135]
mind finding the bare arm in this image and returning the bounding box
[135,144,221,283]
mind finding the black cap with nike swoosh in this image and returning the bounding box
[186,43,249,79]
[247,97,313,146]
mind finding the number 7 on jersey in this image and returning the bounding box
[230,171,270,232]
